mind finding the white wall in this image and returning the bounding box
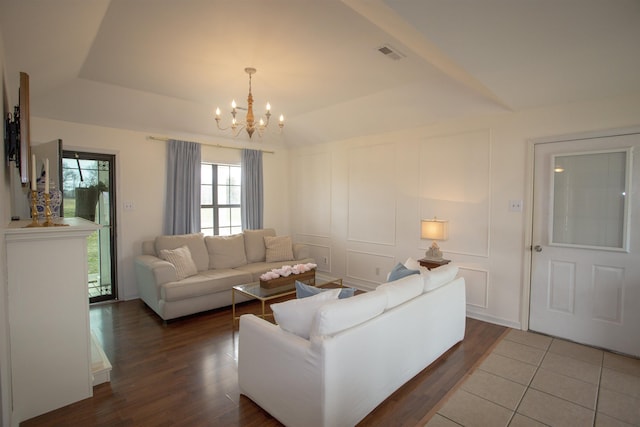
[289,93,640,328]
[0,27,12,426]
[30,118,292,300]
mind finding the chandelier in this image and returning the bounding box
[215,67,284,139]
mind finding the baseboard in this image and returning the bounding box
[466,311,522,329]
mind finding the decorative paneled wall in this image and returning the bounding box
[460,267,489,309]
[306,244,331,273]
[291,130,496,313]
[291,151,332,238]
[419,129,491,257]
[346,250,396,285]
[419,129,492,317]
[347,143,397,245]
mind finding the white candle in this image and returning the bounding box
[44,158,49,194]
[31,154,36,191]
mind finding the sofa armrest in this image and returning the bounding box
[238,314,324,426]
[293,243,311,261]
[135,255,178,286]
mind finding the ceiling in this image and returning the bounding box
[1,0,639,147]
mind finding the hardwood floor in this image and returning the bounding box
[22,299,506,426]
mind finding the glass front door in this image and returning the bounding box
[62,151,117,303]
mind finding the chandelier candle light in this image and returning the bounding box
[215,67,284,139]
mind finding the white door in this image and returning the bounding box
[530,130,640,357]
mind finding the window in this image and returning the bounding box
[200,163,242,236]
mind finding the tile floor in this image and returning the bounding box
[425,329,640,426]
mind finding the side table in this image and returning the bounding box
[418,258,451,270]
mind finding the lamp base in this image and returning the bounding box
[425,241,443,260]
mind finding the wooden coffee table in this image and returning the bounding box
[231,273,343,327]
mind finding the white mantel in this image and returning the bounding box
[4,217,100,426]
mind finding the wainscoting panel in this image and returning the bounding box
[305,244,331,273]
[419,129,491,257]
[346,250,396,287]
[348,144,396,246]
[291,151,332,238]
[459,267,489,309]
[592,264,624,324]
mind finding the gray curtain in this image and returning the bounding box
[164,139,201,235]
[241,148,263,229]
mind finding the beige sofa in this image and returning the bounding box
[134,228,314,321]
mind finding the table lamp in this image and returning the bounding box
[421,218,448,260]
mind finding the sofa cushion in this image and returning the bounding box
[243,228,276,263]
[155,233,209,272]
[311,290,387,337]
[158,245,198,280]
[205,234,248,269]
[264,235,294,263]
[161,269,252,302]
[271,289,341,339]
[295,281,356,300]
[423,264,459,292]
[376,274,423,309]
[388,262,420,282]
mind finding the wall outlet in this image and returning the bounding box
[509,200,523,212]
[375,267,380,276]
[323,256,328,264]
[123,201,135,211]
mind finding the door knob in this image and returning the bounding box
[533,245,543,252]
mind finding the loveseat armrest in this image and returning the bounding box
[238,315,324,427]
[135,255,178,286]
[293,243,311,261]
[135,255,178,317]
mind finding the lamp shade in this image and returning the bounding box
[421,219,448,241]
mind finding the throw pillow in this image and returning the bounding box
[271,289,341,339]
[264,235,294,263]
[158,245,198,280]
[388,262,420,282]
[155,233,208,271]
[295,281,356,299]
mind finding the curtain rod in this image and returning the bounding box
[147,136,275,154]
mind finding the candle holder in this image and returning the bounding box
[26,190,42,227]
[40,192,69,227]
[43,192,54,227]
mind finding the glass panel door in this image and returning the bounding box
[551,149,630,251]
[62,151,117,303]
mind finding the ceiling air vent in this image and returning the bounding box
[377,44,405,61]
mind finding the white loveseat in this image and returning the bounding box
[238,264,466,427]
[134,228,314,321]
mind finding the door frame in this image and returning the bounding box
[63,145,123,302]
[521,125,640,331]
